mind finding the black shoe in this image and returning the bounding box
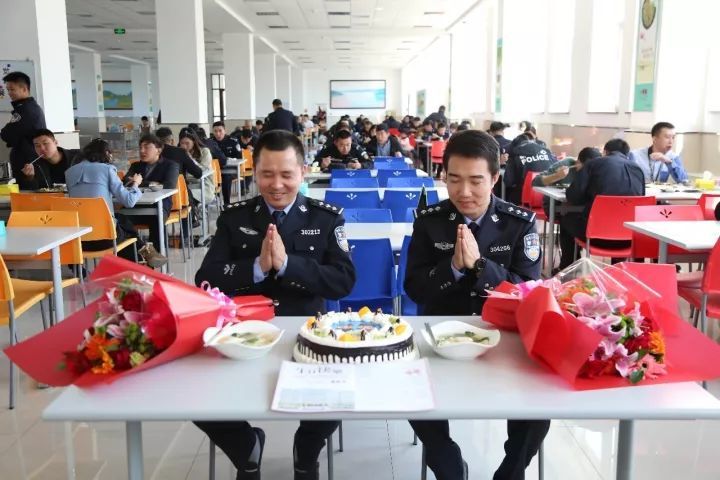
[236,428,265,480]
[294,462,320,480]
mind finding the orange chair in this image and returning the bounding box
[211,158,224,211]
[9,192,64,211]
[165,175,191,262]
[50,197,138,262]
[698,193,720,220]
[631,205,706,260]
[575,196,656,259]
[678,238,720,333]
[0,254,54,408]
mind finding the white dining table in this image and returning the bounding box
[624,220,720,263]
[43,316,720,480]
[118,189,177,273]
[345,222,413,250]
[304,167,429,182]
[306,187,449,203]
[533,185,719,276]
[0,226,92,321]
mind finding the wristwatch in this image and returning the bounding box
[469,256,487,278]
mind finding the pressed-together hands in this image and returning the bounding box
[451,223,482,272]
[259,223,287,273]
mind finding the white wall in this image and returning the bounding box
[402,36,451,120]
[302,67,401,123]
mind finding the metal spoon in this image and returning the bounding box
[424,322,438,347]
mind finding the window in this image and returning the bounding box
[211,73,226,123]
[587,0,625,112]
[546,0,575,113]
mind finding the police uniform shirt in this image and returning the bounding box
[503,140,556,204]
[214,135,242,159]
[315,144,372,171]
[195,194,356,316]
[405,196,541,315]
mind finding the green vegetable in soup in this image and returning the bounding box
[436,331,490,346]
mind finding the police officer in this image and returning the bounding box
[405,130,550,480]
[212,121,243,204]
[503,134,556,205]
[315,129,372,171]
[559,138,645,269]
[195,130,356,480]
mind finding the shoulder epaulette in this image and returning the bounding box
[496,201,535,222]
[225,199,252,210]
[308,198,342,215]
[416,201,447,217]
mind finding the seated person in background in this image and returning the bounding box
[156,127,203,180]
[315,130,372,171]
[397,127,415,157]
[432,122,450,141]
[385,115,401,129]
[456,122,471,132]
[125,134,180,256]
[503,134,557,205]
[419,119,435,142]
[519,120,532,132]
[448,122,459,136]
[23,129,80,189]
[238,129,256,150]
[629,121,688,184]
[65,139,167,268]
[532,147,602,217]
[139,116,152,134]
[523,126,547,148]
[190,123,227,166]
[212,121,241,204]
[359,119,374,145]
[559,138,645,269]
[365,123,403,158]
[178,129,214,207]
[488,121,511,155]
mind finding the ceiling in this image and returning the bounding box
[65,0,479,69]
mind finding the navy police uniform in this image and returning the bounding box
[194,193,355,480]
[405,195,550,480]
[214,135,242,204]
[559,152,645,269]
[503,139,556,205]
[315,143,373,171]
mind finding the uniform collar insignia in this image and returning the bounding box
[239,227,259,235]
[491,214,499,223]
[299,204,307,212]
[254,204,261,213]
[449,212,457,221]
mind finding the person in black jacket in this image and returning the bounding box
[22,129,79,190]
[212,121,241,204]
[559,138,645,269]
[1,71,47,189]
[156,127,203,179]
[195,131,355,480]
[125,134,180,251]
[364,123,403,158]
[264,98,300,135]
[503,134,556,205]
[315,130,372,171]
[405,130,549,480]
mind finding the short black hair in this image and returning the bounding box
[253,130,304,167]
[155,127,173,140]
[272,98,282,106]
[437,122,446,129]
[439,105,446,111]
[81,138,112,164]
[32,128,55,140]
[422,119,433,127]
[141,116,149,121]
[334,130,352,141]
[489,121,508,133]
[212,121,225,128]
[139,133,164,149]
[604,138,630,155]
[240,128,252,138]
[577,147,602,164]
[442,130,500,176]
[651,122,675,137]
[2,71,31,88]
[256,120,263,125]
[456,123,469,131]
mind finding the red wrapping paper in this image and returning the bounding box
[481,281,522,331]
[512,263,720,389]
[4,257,223,387]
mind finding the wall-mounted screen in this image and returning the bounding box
[329,80,386,109]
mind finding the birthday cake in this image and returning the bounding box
[293,307,417,363]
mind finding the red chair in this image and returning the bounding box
[698,193,720,220]
[631,205,706,260]
[678,238,720,333]
[430,140,446,165]
[575,195,656,259]
[521,172,548,222]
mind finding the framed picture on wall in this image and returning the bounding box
[329,80,386,109]
[103,80,133,110]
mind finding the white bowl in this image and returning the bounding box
[203,321,284,360]
[148,183,163,192]
[421,320,500,361]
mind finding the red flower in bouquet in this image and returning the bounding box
[60,275,176,375]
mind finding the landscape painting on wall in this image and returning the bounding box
[103,81,133,110]
[330,80,386,109]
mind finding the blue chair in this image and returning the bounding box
[382,189,440,222]
[325,190,382,209]
[374,160,410,170]
[338,238,397,313]
[377,169,418,187]
[398,235,419,315]
[386,177,434,188]
[330,169,372,179]
[404,207,416,223]
[343,208,393,223]
[330,177,380,189]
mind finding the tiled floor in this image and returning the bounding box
[1,208,719,479]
